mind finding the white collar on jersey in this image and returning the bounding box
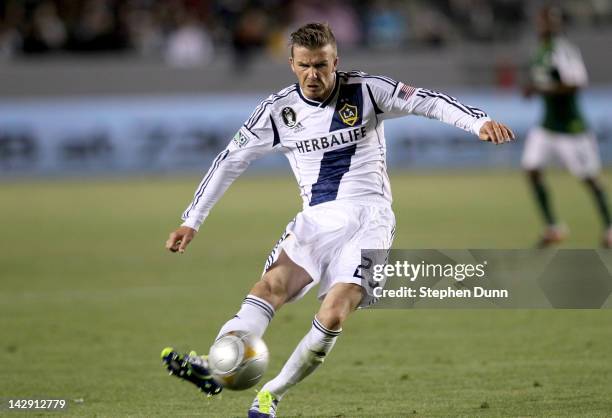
[297,72,339,108]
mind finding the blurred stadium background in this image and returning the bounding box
[2,0,612,175]
[2,1,612,417]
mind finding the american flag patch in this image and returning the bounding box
[398,84,416,101]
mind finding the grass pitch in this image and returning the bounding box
[1,170,611,417]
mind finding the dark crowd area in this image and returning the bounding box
[1,0,611,67]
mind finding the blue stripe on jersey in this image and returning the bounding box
[246,86,297,130]
[270,115,280,146]
[242,124,258,139]
[341,71,398,88]
[366,84,383,115]
[246,85,296,127]
[417,89,487,118]
[330,83,363,132]
[310,143,358,206]
[182,150,229,219]
[465,104,487,118]
[246,86,295,128]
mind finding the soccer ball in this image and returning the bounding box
[207,331,269,390]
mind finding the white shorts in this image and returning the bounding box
[521,127,601,178]
[263,200,395,308]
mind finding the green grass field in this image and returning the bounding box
[1,170,612,417]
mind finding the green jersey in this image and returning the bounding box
[530,37,589,134]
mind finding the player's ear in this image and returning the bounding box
[289,56,299,76]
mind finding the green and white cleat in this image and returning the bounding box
[161,347,222,396]
[248,389,279,418]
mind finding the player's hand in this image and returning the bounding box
[166,226,197,254]
[479,120,515,145]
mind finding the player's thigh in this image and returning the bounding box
[522,127,554,169]
[259,250,313,303]
[556,133,601,178]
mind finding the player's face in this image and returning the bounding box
[290,44,338,101]
[537,8,561,38]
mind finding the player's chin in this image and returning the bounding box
[306,85,322,95]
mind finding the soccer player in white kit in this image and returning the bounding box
[162,23,514,417]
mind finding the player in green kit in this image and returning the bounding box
[522,6,612,247]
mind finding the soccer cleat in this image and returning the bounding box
[248,389,279,418]
[161,347,222,396]
[536,225,568,248]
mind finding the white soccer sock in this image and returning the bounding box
[262,316,341,400]
[215,295,275,340]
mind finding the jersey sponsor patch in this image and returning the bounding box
[233,131,249,147]
[281,107,297,127]
[294,126,367,154]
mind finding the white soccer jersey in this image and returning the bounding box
[181,71,490,230]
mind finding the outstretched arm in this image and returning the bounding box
[406,88,514,144]
[166,102,281,253]
[165,146,251,253]
[365,77,514,144]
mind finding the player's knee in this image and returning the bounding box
[316,310,344,331]
[316,304,350,331]
[317,284,362,330]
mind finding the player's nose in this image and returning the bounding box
[307,69,318,80]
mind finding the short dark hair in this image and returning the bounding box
[289,23,337,56]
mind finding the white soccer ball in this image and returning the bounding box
[208,331,269,390]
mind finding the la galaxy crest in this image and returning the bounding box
[339,103,358,126]
[281,107,297,127]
